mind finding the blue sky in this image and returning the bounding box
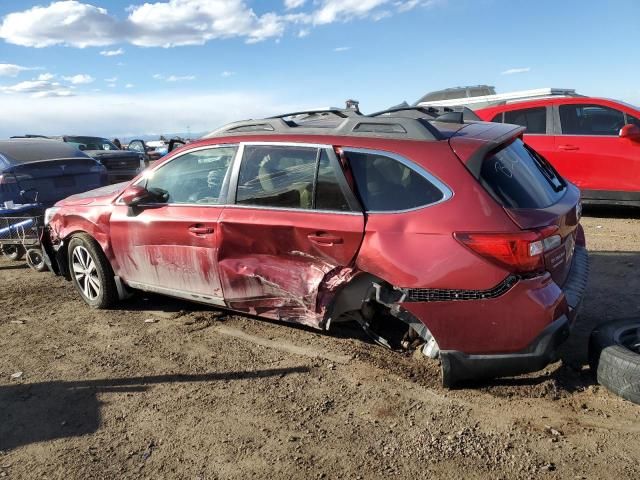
[0,0,638,138]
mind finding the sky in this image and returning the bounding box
[0,0,639,139]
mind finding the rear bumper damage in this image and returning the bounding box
[438,245,589,387]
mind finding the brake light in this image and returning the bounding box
[454,226,559,273]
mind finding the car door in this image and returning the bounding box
[217,142,365,328]
[109,145,238,304]
[552,102,635,196]
[127,139,151,166]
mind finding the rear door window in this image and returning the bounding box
[504,107,547,134]
[345,150,446,212]
[236,145,353,211]
[480,139,565,209]
[559,104,625,135]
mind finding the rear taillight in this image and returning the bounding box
[0,174,16,185]
[454,226,559,274]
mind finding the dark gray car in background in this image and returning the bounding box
[58,136,145,184]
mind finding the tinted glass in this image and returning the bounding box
[490,113,503,123]
[145,146,236,204]
[480,139,565,209]
[66,136,119,151]
[346,152,444,211]
[559,104,625,135]
[236,145,317,209]
[315,150,350,211]
[504,107,546,134]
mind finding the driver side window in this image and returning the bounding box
[145,146,237,205]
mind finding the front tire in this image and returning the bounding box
[68,234,118,309]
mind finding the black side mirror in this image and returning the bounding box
[122,186,169,216]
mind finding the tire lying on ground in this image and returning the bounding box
[26,248,48,272]
[589,319,640,405]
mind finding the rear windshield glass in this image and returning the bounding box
[480,139,565,209]
[65,136,119,151]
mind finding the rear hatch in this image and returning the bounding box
[10,158,106,206]
[450,122,581,286]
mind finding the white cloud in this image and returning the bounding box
[0,91,304,138]
[221,71,236,77]
[0,63,38,77]
[62,74,95,84]
[285,0,306,9]
[125,83,134,88]
[104,76,118,82]
[37,73,56,81]
[297,28,310,38]
[0,0,442,48]
[153,73,196,82]
[126,0,287,46]
[0,1,121,47]
[334,46,351,52]
[100,48,124,56]
[501,67,531,75]
[0,79,74,98]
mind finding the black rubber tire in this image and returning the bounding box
[67,234,118,309]
[2,244,26,261]
[26,248,48,272]
[589,319,640,405]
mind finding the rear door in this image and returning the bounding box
[217,142,364,328]
[552,102,639,197]
[110,145,237,303]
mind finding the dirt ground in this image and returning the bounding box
[1,206,639,479]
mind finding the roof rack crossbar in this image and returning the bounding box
[267,108,361,120]
[368,106,439,117]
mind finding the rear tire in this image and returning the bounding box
[589,319,640,405]
[67,234,118,309]
[2,245,26,261]
[26,248,48,272]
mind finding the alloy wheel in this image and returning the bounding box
[72,245,101,301]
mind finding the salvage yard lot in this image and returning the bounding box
[1,209,639,479]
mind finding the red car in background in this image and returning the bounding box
[477,97,640,206]
[44,107,589,387]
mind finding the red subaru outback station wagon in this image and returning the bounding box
[44,107,589,386]
[476,97,640,206]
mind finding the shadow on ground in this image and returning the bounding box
[0,366,310,451]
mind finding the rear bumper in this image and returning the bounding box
[439,246,589,387]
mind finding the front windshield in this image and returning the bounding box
[66,136,119,151]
